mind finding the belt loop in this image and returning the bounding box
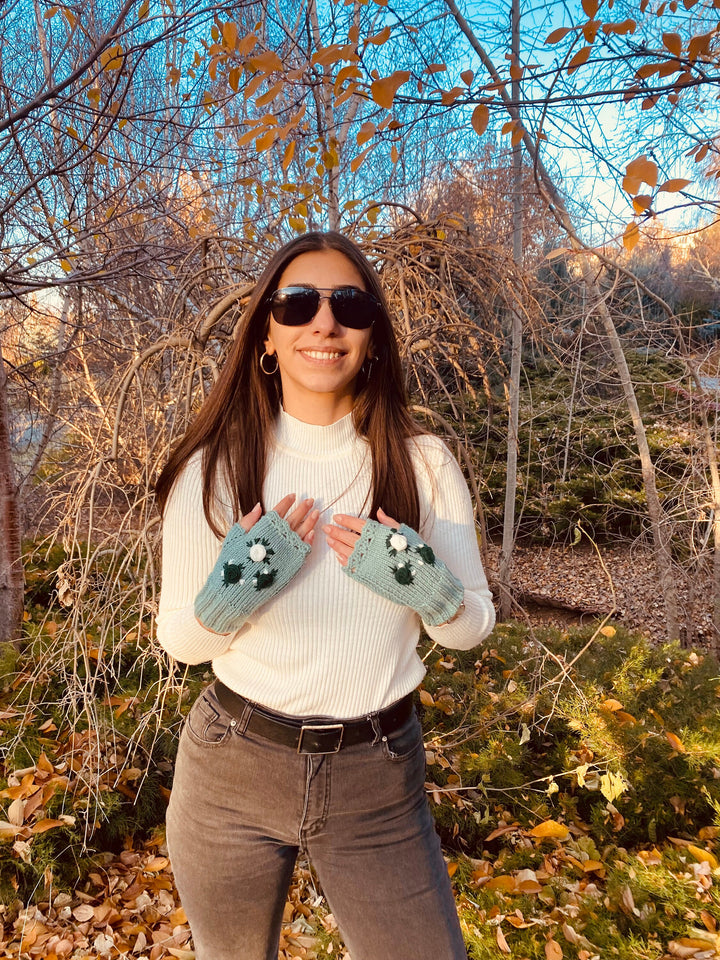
[369,712,384,746]
[237,701,254,735]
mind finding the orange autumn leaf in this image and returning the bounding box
[529,820,570,841]
[366,26,392,45]
[632,195,653,214]
[471,104,489,137]
[357,121,375,146]
[658,178,691,192]
[31,818,67,834]
[662,31,683,56]
[687,844,719,868]
[623,222,640,252]
[370,71,411,109]
[623,155,658,192]
[665,731,686,753]
[247,51,283,73]
[485,874,518,891]
[615,711,638,725]
[546,27,572,43]
[567,45,591,75]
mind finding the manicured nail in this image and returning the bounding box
[322,525,332,534]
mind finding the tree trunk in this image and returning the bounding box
[498,0,523,619]
[444,0,680,639]
[585,271,679,639]
[688,364,720,651]
[0,342,24,647]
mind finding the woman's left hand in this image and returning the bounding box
[323,507,398,566]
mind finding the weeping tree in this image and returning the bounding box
[0,221,533,832]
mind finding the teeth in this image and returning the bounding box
[303,350,342,360]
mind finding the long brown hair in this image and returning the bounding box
[155,231,422,537]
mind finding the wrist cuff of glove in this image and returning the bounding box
[418,577,464,626]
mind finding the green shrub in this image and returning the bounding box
[419,622,720,852]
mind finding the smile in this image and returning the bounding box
[300,350,345,361]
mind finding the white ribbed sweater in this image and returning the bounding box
[156,410,495,717]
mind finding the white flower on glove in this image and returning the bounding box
[389,533,408,552]
[249,543,267,562]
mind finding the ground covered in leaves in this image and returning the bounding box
[3,617,720,959]
[2,807,720,959]
[486,541,716,646]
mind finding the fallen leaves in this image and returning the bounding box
[687,845,719,869]
[0,843,348,960]
[529,820,570,841]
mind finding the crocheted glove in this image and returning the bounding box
[344,521,463,626]
[194,511,311,634]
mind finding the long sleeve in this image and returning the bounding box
[413,437,496,650]
[156,454,242,664]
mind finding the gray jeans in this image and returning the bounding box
[166,683,468,960]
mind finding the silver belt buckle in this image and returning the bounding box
[297,723,344,754]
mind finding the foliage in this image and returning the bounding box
[4,546,720,956]
[419,622,720,852]
[3,598,720,959]
[460,351,701,543]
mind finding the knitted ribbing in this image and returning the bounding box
[194,512,311,634]
[344,521,463,626]
[156,410,496,717]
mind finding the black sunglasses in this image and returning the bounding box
[267,285,381,330]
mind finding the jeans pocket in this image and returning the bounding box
[381,712,423,762]
[185,687,234,746]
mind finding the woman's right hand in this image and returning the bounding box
[195,496,316,634]
[240,495,319,545]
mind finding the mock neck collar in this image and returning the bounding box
[273,408,358,456]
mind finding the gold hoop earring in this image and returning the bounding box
[260,351,279,375]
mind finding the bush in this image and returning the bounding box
[419,621,720,852]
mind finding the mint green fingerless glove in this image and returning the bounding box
[343,521,464,626]
[194,511,311,634]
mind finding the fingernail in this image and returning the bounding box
[322,525,332,534]
[254,502,261,511]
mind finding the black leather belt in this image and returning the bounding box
[213,680,415,755]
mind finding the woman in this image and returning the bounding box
[155,231,495,960]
